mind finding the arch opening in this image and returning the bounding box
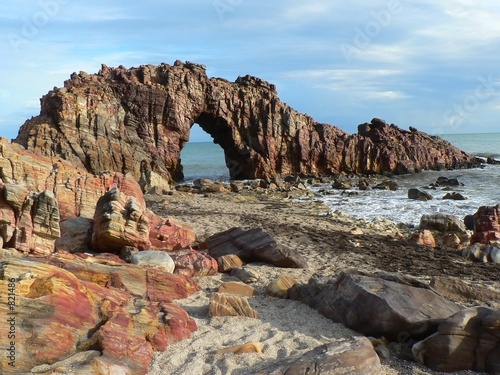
[179,123,230,182]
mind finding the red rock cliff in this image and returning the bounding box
[14,61,477,182]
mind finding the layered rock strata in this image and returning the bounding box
[14,61,477,183]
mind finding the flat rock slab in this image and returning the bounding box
[256,336,382,375]
[206,227,308,268]
[290,271,461,341]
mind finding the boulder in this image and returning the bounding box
[206,227,308,268]
[217,254,245,272]
[373,180,399,191]
[408,188,433,201]
[442,233,461,249]
[169,249,218,277]
[442,192,467,200]
[131,250,175,273]
[256,336,381,375]
[419,213,467,233]
[470,205,500,245]
[462,243,500,263]
[265,275,299,299]
[209,292,258,318]
[410,230,436,248]
[435,176,463,187]
[92,187,150,252]
[413,307,500,373]
[290,271,461,341]
[14,63,478,183]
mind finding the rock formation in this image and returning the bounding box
[14,61,478,184]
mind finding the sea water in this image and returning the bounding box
[180,134,500,226]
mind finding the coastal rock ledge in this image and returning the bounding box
[14,60,477,184]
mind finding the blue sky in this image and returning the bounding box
[1,1,500,142]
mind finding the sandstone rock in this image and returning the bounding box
[350,227,364,235]
[0,188,16,247]
[290,271,461,341]
[55,217,93,253]
[435,176,463,187]
[373,180,399,191]
[411,230,436,248]
[214,342,263,355]
[217,254,245,272]
[265,275,299,299]
[420,213,467,233]
[169,249,218,277]
[230,181,245,193]
[14,63,478,183]
[0,255,198,374]
[470,205,500,245]
[442,192,467,200]
[230,267,260,284]
[218,281,257,297]
[209,292,258,318]
[92,187,150,252]
[147,215,195,251]
[412,307,500,373]
[256,336,381,375]
[131,250,175,273]
[206,227,308,268]
[408,188,433,201]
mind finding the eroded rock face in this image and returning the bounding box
[14,61,477,182]
[0,254,198,374]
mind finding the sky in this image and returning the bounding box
[1,1,500,143]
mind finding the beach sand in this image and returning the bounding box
[146,190,499,375]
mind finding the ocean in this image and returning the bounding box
[180,133,500,226]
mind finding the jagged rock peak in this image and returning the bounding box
[14,61,478,186]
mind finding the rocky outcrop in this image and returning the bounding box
[14,61,478,183]
[471,205,500,245]
[0,253,198,374]
[0,138,195,253]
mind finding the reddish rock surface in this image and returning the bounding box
[14,61,478,182]
[471,205,500,245]
[169,249,218,277]
[0,253,198,374]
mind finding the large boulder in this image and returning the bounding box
[419,213,467,233]
[413,307,500,373]
[290,271,461,341]
[206,227,308,268]
[13,62,478,182]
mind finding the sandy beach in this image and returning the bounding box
[145,188,499,375]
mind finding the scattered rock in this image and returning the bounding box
[230,267,260,284]
[462,243,500,263]
[408,188,433,201]
[214,342,263,355]
[290,271,461,341]
[442,192,467,200]
[442,233,462,249]
[256,336,381,375]
[169,249,218,277]
[350,227,364,235]
[131,250,175,273]
[218,281,257,297]
[419,213,467,233]
[265,275,299,299]
[218,254,245,272]
[373,180,399,191]
[209,292,258,318]
[332,178,352,190]
[411,230,436,248]
[412,307,500,373]
[435,176,463,187]
[206,227,308,268]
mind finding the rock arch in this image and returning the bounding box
[13,60,478,188]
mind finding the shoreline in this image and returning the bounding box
[145,189,499,375]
